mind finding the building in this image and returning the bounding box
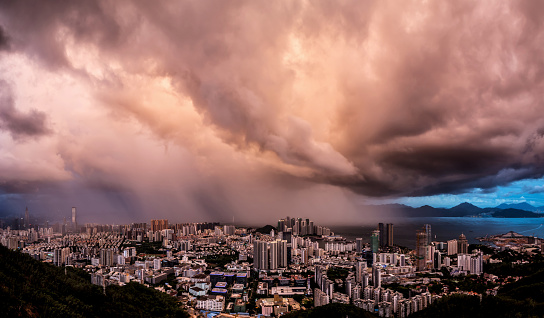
[196,295,225,311]
[433,250,441,269]
[24,207,30,229]
[151,219,168,232]
[424,224,432,245]
[71,207,77,231]
[253,240,269,271]
[447,239,458,255]
[53,247,70,266]
[387,223,394,246]
[371,230,380,253]
[373,265,381,288]
[416,229,427,271]
[458,234,468,254]
[378,223,394,248]
[314,288,329,307]
[356,238,363,254]
[457,251,483,275]
[99,249,114,267]
[379,223,386,248]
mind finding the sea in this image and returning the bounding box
[330,217,544,249]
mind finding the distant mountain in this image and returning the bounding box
[254,224,277,234]
[363,202,544,218]
[492,208,543,218]
[495,202,542,212]
[449,202,483,216]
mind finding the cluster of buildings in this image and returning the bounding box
[2,208,544,317]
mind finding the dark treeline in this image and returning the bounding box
[0,245,188,318]
[284,303,378,318]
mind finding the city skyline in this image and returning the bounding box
[2,1,544,224]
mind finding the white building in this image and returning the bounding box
[196,295,225,311]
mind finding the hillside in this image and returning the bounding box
[363,203,544,218]
[283,303,378,318]
[491,208,543,218]
[0,245,188,318]
[495,202,544,212]
[410,269,544,318]
[254,224,277,234]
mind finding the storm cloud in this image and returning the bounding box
[1,1,544,223]
[0,82,50,140]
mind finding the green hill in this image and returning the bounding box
[283,303,378,318]
[254,224,277,234]
[0,245,188,317]
[410,268,544,318]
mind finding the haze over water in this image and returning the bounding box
[332,217,544,249]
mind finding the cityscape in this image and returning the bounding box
[2,207,544,317]
[2,1,544,317]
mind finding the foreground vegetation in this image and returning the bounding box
[0,245,188,318]
[411,268,544,318]
[284,303,378,318]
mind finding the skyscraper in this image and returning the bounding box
[372,265,381,288]
[269,241,279,270]
[458,233,468,254]
[71,207,77,231]
[151,219,168,232]
[278,240,288,268]
[387,223,394,246]
[416,229,428,271]
[379,223,394,247]
[24,207,29,229]
[424,224,432,245]
[356,238,363,253]
[378,223,386,248]
[371,230,380,253]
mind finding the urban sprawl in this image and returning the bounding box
[1,208,539,317]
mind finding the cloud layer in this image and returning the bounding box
[1,0,544,223]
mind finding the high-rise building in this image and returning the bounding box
[416,229,427,271]
[424,224,432,245]
[447,239,458,255]
[356,260,367,284]
[371,230,380,253]
[71,207,77,231]
[99,249,114,267]
[253,240,261,270]
[379,223,394,247]
[433,250,441,269]
[269,241,278,270]
[378,223,386,248]
[387,223,394,246]
[278,219,286,232]
[372,265,381,289]
[151,219,168,232]
[279,240,288,268]
[457,233,468,254]
[24,207,29,229]
[253,240,269,271]
[356,238,363,254]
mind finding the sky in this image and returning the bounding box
[1,1,544,225]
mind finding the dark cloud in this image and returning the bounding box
[0,25,9,51]
[2,1,544,222]
[0,82,50,139]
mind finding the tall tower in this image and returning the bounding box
[387,224,394,246]
[378,223,386,248]
[416,229,428,271]
[458,233,468,254]
[371,230,380,253]
[424,224,432,245]
[24,207,29,229]
[72,207,77,231]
